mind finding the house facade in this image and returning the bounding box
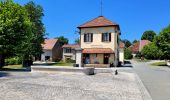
[62,44,80,62]
[77,16,121,67]
[41,39,62,62]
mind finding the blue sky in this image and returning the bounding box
[14,0,170,43]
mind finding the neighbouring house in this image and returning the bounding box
[62,44,80,62]
[41,39,62,62]
[119,41,125,63]
[128,40,150,57]
[76,16,122,67]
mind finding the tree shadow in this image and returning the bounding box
[118,61,133,68]
[124,61,131,64]
[0,68,31,72]
[0,72,10,77]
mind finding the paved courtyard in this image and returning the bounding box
[0,69,151,100]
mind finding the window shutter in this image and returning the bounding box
[109,33,111,42]
[91,33,93,42]
[102,33,103,42]
[84,34,86,42]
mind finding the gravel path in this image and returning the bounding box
[0,69,151,100]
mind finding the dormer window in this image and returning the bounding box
[102,32,111,42]
[84,33,93,42]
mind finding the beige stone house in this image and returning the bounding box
[62,44,80,62]
[41,39,62,62]
[77,16,122,67]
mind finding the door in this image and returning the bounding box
[104,54,109,64]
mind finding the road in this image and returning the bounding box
[131,60,170,100]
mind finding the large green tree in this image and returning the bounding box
[55,36,69,45]
[24,1,45,61]
[122,39,132,48]
[132,40,138,44]
[141,30,156,42]
[141,43,163,60]
[156,25,170,59]
[124,48,133,59]
[0,0,33,68]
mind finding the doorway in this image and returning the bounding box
[104,54,109,64]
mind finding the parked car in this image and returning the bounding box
[167,60,170,67]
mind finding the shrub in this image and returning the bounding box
[124,48,133,59]
[5,57,22,65]
[135,52,142,58]
[141,43,163,60]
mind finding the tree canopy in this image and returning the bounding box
[132,40,138,44]
[124,48,133,59]
[141,30,156,42]
[156,25,170,59]
[122,39,132,48]
[141,43,163,60]
[0,0,33,67]
[24,1,45,60]
[55,36,69,45]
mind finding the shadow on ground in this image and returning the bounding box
[0,72,10,77]
[118,61,133,68]
[0,68,31,72]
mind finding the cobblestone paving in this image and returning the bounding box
[0,69,152,100]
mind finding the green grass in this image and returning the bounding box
[3,65,23,69]
[151,61,167,66]
[134,59,150,62]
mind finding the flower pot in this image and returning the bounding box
[84,67,95,75]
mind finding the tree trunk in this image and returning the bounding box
[0,54,5,68]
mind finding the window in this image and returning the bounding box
[65,48,72,53]
[84,33,93,42]
[102,32,111,42]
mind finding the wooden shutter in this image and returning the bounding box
[84,34,86,42]
[91,33,93,42]
[102,33,104,42]
[109,33,111,42]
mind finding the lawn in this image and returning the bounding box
[151,61,167,66]
[3,65,23,69]
[134,59,150,62]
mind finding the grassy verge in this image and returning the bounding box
[3,65,23,69]
[134,59,150,62]
[151,61,167,66]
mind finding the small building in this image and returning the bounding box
[76,16,122,67]
[41,39,62,62]
[128,40,150,57]
[62,44,80,62]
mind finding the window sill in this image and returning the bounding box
[102,41,111,43]
[84,42,92,44]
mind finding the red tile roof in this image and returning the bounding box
[128,40,150,52]
[62,44,80,49]
[78,16,118,28]
[119,41,125,48]
[82,48,114,54]
[42,39,58,50]
[128,42,140,52]
[140,40,150,50]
